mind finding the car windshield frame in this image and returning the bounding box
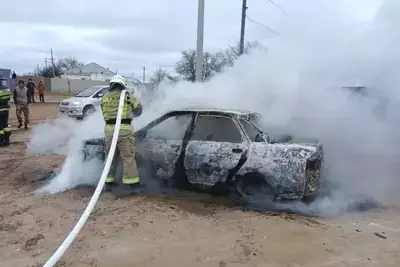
[247,116,264,133]
[75,87,101,97]
[0,79,8,89]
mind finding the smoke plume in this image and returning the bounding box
[28,0,400,216]
[29,113,105,194]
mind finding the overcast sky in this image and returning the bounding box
[0,0,382,80]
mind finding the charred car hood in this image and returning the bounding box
[286,136,323,157]
[262,133,323,160]
[269,132,321,147]
[286,135,321,147]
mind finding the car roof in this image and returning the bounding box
[174,108,261,117]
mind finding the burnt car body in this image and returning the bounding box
[83,109,324,201]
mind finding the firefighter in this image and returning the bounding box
[0,78,11,146]
[101,75,143,192]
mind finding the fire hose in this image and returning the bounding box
[43,90,127,267]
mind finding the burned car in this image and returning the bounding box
[83,109,324,202]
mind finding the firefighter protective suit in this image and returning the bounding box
[0,79,11,147]
[101,75,143,186]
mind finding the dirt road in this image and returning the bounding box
[8,94,62,127]
[1,102,400,267]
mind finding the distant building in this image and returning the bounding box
[61,62,142,85]
[61,62,116,82]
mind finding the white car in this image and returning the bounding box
[59,86,109,119]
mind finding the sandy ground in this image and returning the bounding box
[1,100,400,267]
[8,93,63,127]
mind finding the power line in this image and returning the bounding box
[246,16,280,35]
[262,0,285,12]
[238,0,280,54]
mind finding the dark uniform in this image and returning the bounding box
[101,88,143,187]
[0,78,11,146]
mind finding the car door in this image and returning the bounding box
[92,87,109,107]
[137,112,194,179]
[184,113,249,186]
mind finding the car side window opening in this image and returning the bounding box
[146,114,192,140]
[191,115,242,143]
[240,119,261,142]
[96,87,109,97]
[75,87,99,97]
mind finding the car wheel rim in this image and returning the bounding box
[237,178,273,199]
[85,107,95,115]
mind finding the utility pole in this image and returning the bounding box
[239,0,248,55]
[50,49,56,77]
[196,0,205,82]
[45,58,48,69]
[36,64,39,76]
[142,66,146,83]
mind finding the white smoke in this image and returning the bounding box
[133,0,400,215]
[29,113,105,194]
[28,0,400,215]
[28,116,79,156]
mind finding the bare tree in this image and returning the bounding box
[223,41,264,67]
[175,50,197,82]
[203,52,226,78]
[38,66,62,78]
[56,57,85,74]
[150,68,170,85]
[175,41,264,82]
[175,50,226,82]
[38,56,85,77]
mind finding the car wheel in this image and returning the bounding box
[83,105,95,118]
[235,174,275,206]
[302,192,318,203]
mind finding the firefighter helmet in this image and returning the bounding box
[109,74,126,90]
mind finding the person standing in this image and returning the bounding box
[101,75,143,193]
[26,78,36,103]
[38,81,45,103]
[13,80,30,129]
[9,72,17,95]
[0,78,11,146]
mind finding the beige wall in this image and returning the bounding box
[61,73,113,82]
[49,78,107,93]
[11,76,107,93]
